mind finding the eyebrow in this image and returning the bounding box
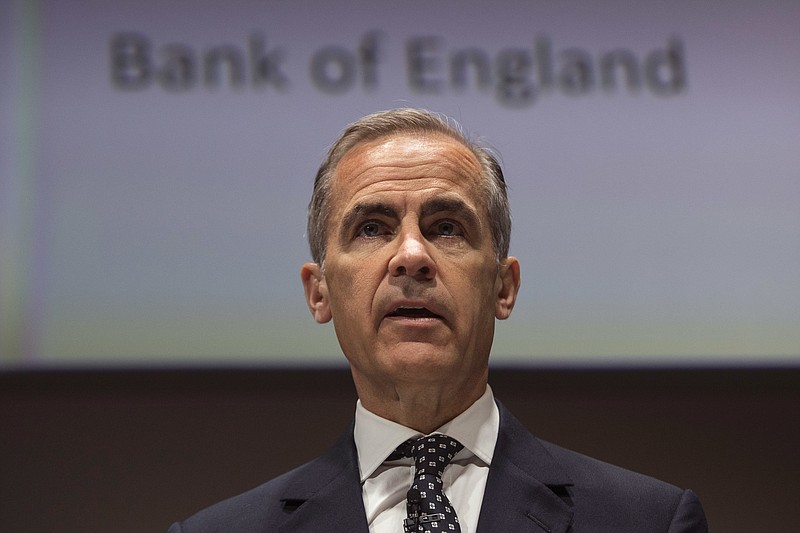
[338,202,399,243]
[420,197,480,229]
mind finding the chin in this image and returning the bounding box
[384,344,462,375]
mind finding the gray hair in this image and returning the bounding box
[307,108,511,265]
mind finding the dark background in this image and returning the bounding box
[1,367,797,532]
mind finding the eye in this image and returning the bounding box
[357,221,386,238]
[431,220,463,237]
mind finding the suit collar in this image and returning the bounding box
[476,401,575,533]
[277,426,369,533]
[493,401,574,486]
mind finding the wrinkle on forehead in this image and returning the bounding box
[330,133,485,214]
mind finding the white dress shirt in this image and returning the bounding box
[354,385,500,533]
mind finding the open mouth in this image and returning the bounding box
[386,306,443,320]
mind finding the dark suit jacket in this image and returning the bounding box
[170,402,707,532]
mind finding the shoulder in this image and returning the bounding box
[169,429,358,533]
[540,440,707,531]
[494,402,707,531]
[540,437,685,499]
[168,458,322,533]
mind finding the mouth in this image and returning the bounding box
[385,306,443,320]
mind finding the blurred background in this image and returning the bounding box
[1,1,798,531]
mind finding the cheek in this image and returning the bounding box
[450,264,498,316]
[326,263,381,318]
[455,257,496,291]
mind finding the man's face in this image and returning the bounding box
[301,133,519,393]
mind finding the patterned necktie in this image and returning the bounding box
[399,434,464,533]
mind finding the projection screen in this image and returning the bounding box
[1,0,798,368]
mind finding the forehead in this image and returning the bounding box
[329,132,485,211]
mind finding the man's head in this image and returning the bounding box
[307,108,512,266]
[300,109,520,423]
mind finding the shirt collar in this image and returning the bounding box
[354,385,499,482]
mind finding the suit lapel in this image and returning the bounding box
[476,402,575,533]
[276,428,370,533]
[272,403,574,533]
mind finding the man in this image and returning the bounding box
[170,108,708,532]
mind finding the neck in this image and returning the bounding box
[354,370,488,434]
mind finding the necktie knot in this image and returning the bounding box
[400,434,464,532]
[411,434,463,478]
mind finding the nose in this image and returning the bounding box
[388,227,436,281]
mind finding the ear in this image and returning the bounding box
[301,263,332,323]
[495,256,521,320]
